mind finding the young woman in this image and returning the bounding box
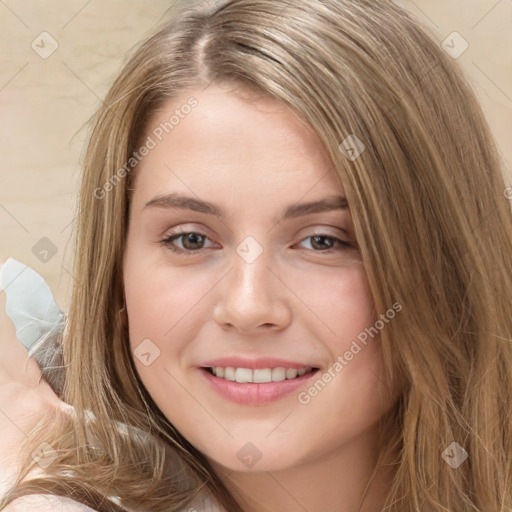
[1,0,511,510]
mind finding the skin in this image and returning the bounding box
[123,82,398,512]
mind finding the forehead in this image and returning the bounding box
[131,83,344,207]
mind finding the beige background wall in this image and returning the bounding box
[1,0,511,311]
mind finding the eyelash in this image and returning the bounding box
[160,231,356,256]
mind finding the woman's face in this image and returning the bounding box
[123,82,396,473]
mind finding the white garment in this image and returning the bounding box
[4,494,97,511]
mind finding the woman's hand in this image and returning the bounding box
[0,288,63,494]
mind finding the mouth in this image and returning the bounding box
[199,365,320,405]
[198,358,321,405]
[202,366,319,383]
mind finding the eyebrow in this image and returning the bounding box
[143,193,348,223]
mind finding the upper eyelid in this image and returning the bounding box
[163,221,351,238]
[163,227,350,240]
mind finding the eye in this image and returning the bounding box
[160,231,356,256]
[160,231,216,254]
[296,234,356,253]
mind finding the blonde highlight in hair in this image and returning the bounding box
[3,0,512,510]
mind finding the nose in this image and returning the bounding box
[212,247,292,334]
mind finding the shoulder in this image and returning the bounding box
[4,494,98,511]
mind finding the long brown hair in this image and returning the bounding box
[3,0,512,510]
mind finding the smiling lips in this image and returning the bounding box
[199,358,320,405]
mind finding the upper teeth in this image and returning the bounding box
[211,366,312,383]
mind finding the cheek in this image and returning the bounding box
[291,266,390,417]
[123,250,221,392]
[124,268,208,348]
[122,253,393,469]
[123,232,210,332]
[126,262,375,352]
[298,263,376,345]
[123,261,209,411]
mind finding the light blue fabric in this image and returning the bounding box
[0,257,66,351]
